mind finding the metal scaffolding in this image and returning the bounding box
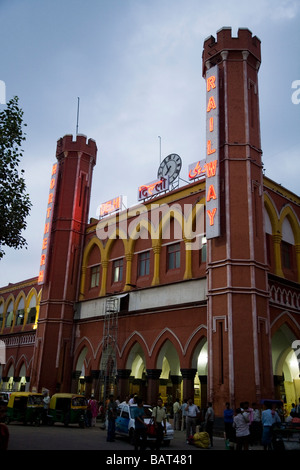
[100,297,119,401]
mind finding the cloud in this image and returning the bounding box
[0,0,299,285]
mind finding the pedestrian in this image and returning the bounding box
[42,389,50,425]
[261,402,281,450]
[205,402,215,447]
[89,395,98,427]
[233,407,250,450]
[106,394,118,442]
[0,399,9,450]
[181,399,187,431]
[152,397,167,451]
[185,397,199,443]
[132,397,147,451]
[291,402,297,415]
[223,402,234,444]
[86,397,92,427]
[98,401,105,422]
[115,395,121,406]
[249,402,262,446]
[296,398,300,417]
[128,394,134,404]
[173,398,180,431]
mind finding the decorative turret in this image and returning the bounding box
[31,134,97,394]
[202,28,273,412]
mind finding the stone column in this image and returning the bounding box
[91,370,101,399]
[170,375,183,401]
[124,253,133,291]
[117,369,131,401]
[71,371,81,394]
[273,234,284,277]
[146,369,162,405]
[84,375,93,397]
[151,245,161,286]
[100,260,109,296]
[13,376,21,391]
[180,369,197,400]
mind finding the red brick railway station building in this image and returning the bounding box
[0,28,299,417]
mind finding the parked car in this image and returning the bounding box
[115,403,174,446]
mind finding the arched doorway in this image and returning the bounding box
[74,347,88,394]
[272,322,300,414]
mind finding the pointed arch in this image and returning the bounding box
[279,205,300,245]
[264,192,280,234]
[14,291,26,327]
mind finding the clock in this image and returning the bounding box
[157,153,182,184]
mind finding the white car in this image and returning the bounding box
[115,403,174,446]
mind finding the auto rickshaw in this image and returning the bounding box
[5,392,44,425]
[48,393,87,427]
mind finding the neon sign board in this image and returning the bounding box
[99,196,122,217]
[38,162,58,285]
[205,65,220,239]
[138,177,169,201]
[188,158,218,180]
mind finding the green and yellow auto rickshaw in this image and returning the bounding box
[5,392,44,425]
[48,393,87,427]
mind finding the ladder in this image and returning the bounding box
[100,297,118,401]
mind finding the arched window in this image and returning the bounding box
[0,302,3,329]
[27,296,37,324]
[5,300,14,328]
[16,297,25,326]
[281,218,295,270]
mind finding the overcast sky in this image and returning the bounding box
[0,0,299,286]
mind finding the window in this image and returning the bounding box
[5,304,13,328]
[282,241,292,269]
[90,265,100,288]
[0,303,3,329]
[27,307,36,324]
[113,259,123,283]
[138,251,150,277]
[201,237,207,263]
[16,298,25,326]
[16,309,25,326]
[167,243,180,270]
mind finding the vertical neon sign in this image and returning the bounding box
[205,65,220,239]
[38,163,58,285]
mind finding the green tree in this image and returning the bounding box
[0,96,32,259]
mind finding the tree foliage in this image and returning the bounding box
[0,96,32,259]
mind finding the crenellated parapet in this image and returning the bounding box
[202,27,261,76]
[56,134,97,164]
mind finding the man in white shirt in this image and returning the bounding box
[185,397,199,443]
[173,398,180,430]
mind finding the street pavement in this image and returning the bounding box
[6,421,264,451]
[3,422,275,467]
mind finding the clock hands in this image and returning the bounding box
[158,154,182,185]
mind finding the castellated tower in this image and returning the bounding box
[202,28,273,412]
[31,135,97,394]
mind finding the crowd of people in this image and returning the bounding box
[91,393,300,451]
[223,399,300,450]
[1,388,299,451]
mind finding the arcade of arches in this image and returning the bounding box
[72,324,300,413]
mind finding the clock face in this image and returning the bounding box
[157,154,182,184]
